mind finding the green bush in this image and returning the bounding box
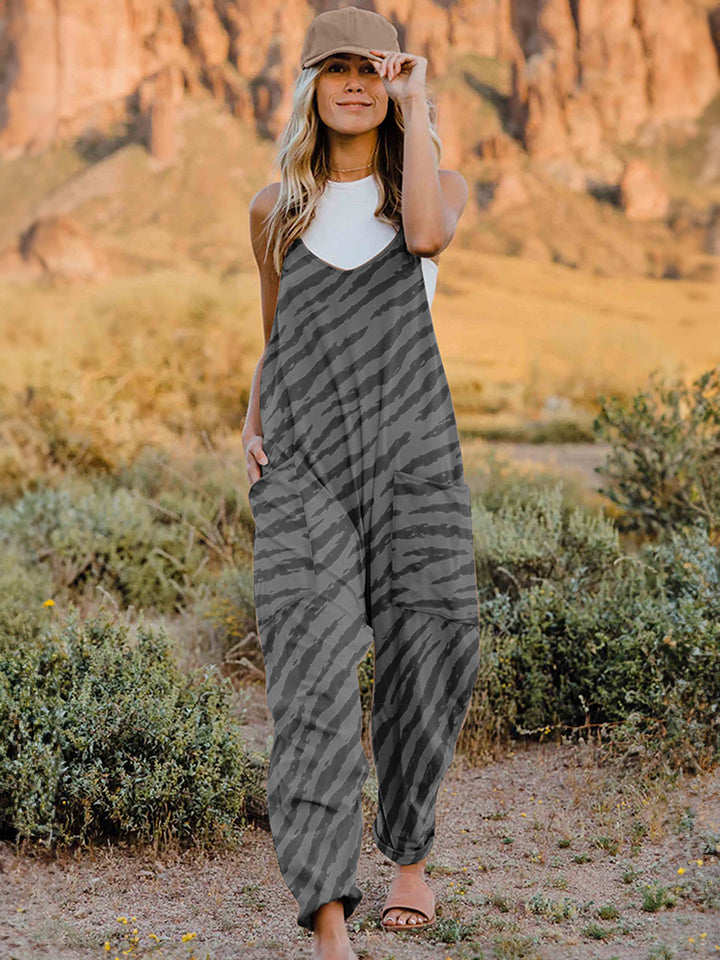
[457,478,720,773]
[472,481,621,594]
[0,482,227,613]
[593,365,720,536]
[0,608,253,849]
[198,565,257,649]
[0,546,54,622]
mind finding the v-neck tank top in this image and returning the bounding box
[299,174,439,306]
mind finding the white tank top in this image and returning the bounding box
[299,174,439,306]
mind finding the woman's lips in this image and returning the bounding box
[338,103,370,109]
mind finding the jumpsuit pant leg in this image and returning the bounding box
[249,448,375,932]
[370,607,480,863]
[249,451,480,930]
[260,594,374,931]
[366,465,482,865]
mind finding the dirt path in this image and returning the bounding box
[462,440,613,497]
[3,442,717,959]
[3,717,719,960]
[481,441,612,492]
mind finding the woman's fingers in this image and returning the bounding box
[369,48,401,80]
[246,439,268,487]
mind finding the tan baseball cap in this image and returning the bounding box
[300,6,400,70]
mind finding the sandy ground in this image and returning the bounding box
[481,441,611,492]
[2,442,718,959]
[3,702,719,960]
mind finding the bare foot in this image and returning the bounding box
[382,855,431,929]
[312,940,357,960]
[312,899,358,960]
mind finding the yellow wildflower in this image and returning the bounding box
[678,867,685,875]
[181,932,197,942]
[43,599,55,607]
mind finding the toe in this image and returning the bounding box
[383,906,428,927]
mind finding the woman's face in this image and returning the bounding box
[314,52,388,132]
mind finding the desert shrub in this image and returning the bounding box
[357,646,374,750]
[0,608,253,849]
[0,481,236,613]
[472,481,621,592]
[199,566,256,639]
[457,480,720,773]
[0,545,54,622]
[593,365,720,536]
[112,445,254,567]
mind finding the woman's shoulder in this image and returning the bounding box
[249,181,281,221]
[249,182,282,262]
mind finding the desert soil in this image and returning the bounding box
[2,442,718,959]
[2,723,719,960]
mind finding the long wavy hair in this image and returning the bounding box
[260,60,443,276]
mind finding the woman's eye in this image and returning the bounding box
[328,63,374,73]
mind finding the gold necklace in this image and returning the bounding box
[329,162,373,172]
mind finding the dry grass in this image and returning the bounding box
[1,92,719,501]
[1,224,719,501]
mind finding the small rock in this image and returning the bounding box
[18,214,109,281]
[620,159,669,221]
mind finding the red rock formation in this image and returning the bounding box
[635,0,719,124]
[146,65,183,163]
[0,0,718,169]
[510,0,720,161]
[475,132,524,161]
[0,0,188,158]
[18,214,109,280]
[620,159,670,221]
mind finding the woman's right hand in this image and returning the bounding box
[244,434,269,490]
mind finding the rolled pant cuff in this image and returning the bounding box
[372,821,435,864]
[297,885,363,932]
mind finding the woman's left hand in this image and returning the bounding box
[368,49,427,103]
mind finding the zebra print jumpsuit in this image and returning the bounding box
[248,221,480,931]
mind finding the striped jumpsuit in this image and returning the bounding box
[248,221,480,931]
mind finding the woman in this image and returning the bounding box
[242,8,480,959]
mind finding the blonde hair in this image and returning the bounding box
[260,61,443,276]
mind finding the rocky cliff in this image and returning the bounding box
[1,0,719,166]
[510,0,720,164]
[1,1,720,284]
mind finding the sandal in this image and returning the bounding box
[380,871,436,932]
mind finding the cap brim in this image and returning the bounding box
[302,46,385,68]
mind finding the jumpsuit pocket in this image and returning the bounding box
[390,469,478,623]
[248,450,315,621]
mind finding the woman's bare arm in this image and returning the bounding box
[242,182,282,486]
